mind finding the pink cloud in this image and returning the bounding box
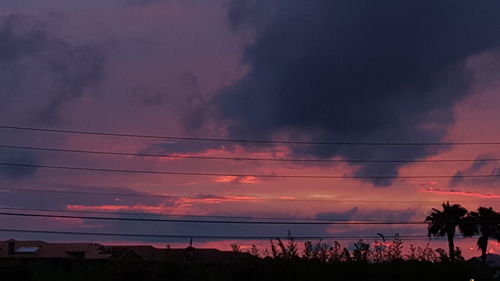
[215,176,238,183]
[419,187,500,199]
[215,176,258,184]
[177,195,260,205]
[66,203,194,215]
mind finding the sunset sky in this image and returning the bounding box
[1,0,500,257]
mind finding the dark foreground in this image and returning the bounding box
[0,259,496,281]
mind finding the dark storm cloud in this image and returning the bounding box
[0,185,169,210]
[125,0,167,6]
[132,85,168,106]
[141,142,231,155]
[66,207,423,244]
[449,154,500,187]
[315,207,419,221]
[206,0,500,186]
[0,14,105,124]
[0,150,39,180]
[132,72,204,108]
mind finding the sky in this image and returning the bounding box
[1,0,500,258]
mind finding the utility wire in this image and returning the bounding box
[4,210,498,225]
[0,187,169,199]
[1,125,499,146]
[1,144,499,163]
[1,162,500,179]
[2,187,498,205]
[0,211,428,225]
[0,206,419,222]
[0,228,468,240]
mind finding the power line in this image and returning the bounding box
[1,125,500,146]
[4,210,497,225]
[2,187,499,205]
[0,211,427,225]
[0,228,466,240]
[2,144,499,163]
[0,187,169,199]
[0,206,417,222]
[2,162,500,179]
[0,205,426,222]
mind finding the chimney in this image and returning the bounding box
[8,241,15,255]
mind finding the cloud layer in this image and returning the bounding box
[208,0,500,186]
[0,14,105,125]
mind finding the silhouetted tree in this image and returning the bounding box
[386,233,404,261]
[352,240,370,262]
[230,243,241,252]
[328,241,344,262]
[460,207,500,264]
[371,240,386,263]
[269,232,299,259]
[426,202,468,261]
[303,241,313,259]
[249,244,260,257]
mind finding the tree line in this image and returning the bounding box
[426,201,500,264]
[233,233,464,264]
[231,202,500,265]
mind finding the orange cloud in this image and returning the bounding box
[215,176,257,184]
[215,176,238,183]
[239,176,257,184]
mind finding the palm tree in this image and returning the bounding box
[426,202,468,261]
[460,207,500,264]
